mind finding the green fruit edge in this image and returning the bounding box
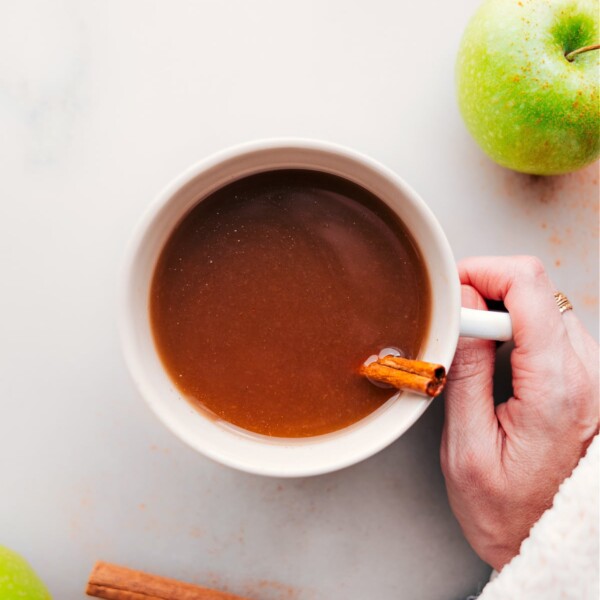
[456,0,600,175]
[0,545,51,600]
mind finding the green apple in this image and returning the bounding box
[0,545,51,599]
[456,0,599,175]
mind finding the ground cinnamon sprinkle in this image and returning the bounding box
[499,160,599,281]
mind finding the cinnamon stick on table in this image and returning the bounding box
[360,355,446,398]
[87,561,249,600]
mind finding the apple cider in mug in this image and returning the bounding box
[149,170,431,437]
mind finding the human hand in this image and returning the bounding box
[441,256,599,571]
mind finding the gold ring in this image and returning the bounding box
[554,292,573,314]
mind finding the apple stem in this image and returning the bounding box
[565,43,600,62]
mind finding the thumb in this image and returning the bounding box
[443,285,497,450]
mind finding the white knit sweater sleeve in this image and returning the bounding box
[478,435,599,600]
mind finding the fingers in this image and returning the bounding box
[458,256,596,442]
[444,285,497,446]
[458,256,571,359]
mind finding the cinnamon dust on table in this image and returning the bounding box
[500,161,599,245]
[242,579,303,600]
[496,160,599,311]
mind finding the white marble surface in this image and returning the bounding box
[0,1,598,598]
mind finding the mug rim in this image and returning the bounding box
[119,138,460,477]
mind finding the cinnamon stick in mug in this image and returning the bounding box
[360,355,446,397]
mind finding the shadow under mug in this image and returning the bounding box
[119,139,512,477]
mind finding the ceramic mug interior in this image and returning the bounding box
[119,139,461,477]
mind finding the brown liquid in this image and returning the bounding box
[150,170,430,437]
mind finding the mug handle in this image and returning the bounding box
[459,307,513,341]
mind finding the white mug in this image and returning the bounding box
[119,139,511,477]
